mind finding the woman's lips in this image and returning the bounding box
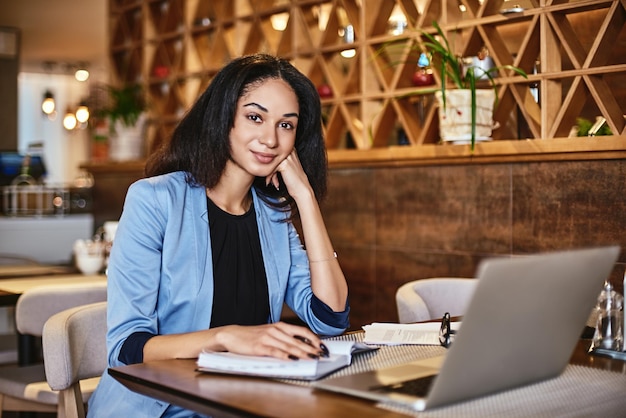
[253,151,276,164]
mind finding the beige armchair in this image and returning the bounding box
[43,301,107,418]
[0,282,107,416]
[396,278,477,323]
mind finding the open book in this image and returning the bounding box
[197,340,377,381]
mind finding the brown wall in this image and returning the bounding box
[0,29,19,152]
[322,159,626,330]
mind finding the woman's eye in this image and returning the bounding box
[248,113,262,123]
[280,121,295,130]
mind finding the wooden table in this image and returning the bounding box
[0,264,75,308]
[109,337,626,417]
[0,271,106,307]
[0,264,75,279]
[0,270,107,365]
[110,359,406,418]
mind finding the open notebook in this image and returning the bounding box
[314,246,620,411]
[197,340,377,381]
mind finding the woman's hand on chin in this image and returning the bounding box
[268,150,315,201]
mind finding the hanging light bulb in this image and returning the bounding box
[75,68,90,82]
[41,90,56,115]
[75,102,90,123]
[63,108,77,130]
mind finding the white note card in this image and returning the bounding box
[362,322,461,345]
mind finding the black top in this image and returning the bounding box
[207,196,270,328]
[117,194,350,366]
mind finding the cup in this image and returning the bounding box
[73,239,105,275]
[103,221,118,242]
[75,253,104,275]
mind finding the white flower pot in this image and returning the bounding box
[108,113,146,161]
[435,89,496,145]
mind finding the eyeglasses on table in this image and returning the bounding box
[439,312,457,348]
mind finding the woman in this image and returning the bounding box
[88,54,350,417]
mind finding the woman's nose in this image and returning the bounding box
[259,128,278,148]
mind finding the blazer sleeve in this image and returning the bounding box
[283,221,350,336]
[105,178,167,367]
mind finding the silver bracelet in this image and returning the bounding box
[309,252,338,263]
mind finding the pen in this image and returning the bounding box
[294,335,329,358]
[293,335,312,345]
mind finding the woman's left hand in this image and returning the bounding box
[266,150,312,199]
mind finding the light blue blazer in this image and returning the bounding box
[88,171,348,417]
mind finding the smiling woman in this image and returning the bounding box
[87,54,350,418]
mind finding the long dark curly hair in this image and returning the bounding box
[145,54,327,218]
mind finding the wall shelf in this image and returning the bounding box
[107,0,626,156]
[327,134,626,168]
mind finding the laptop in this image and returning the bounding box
[313,246,620,411]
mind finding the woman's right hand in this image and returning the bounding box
[143,321,329,362]
[212,321,328,360]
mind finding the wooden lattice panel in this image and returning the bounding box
[108,0,626,153]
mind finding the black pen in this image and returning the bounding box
[294,335,329,358]
[293,335,312,345]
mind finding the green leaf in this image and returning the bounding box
[101,84,146,128]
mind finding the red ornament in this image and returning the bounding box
[412,69,435,87]
[153,65,169,78]
[317,84,333,99]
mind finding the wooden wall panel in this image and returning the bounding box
[511,160,626,252]
[325,159,626,330]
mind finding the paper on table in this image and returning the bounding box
[362,322,461,345]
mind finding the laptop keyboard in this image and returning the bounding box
[371,374,437,397]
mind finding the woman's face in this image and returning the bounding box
[228,77,299,179]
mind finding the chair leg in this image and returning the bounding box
[59,384,85,418]
[57,398,65,418]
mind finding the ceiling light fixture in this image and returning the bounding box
[75,102,90,124]
[63,108,77,130]
[41,90,56,115]
[75,68,90,82]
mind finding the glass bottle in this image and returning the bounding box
[592,280,623,351]
[11,154,37,186]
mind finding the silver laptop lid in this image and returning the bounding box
[425,245,620,409]
[313,246,620,411]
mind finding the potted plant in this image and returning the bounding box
[422,21,527,149]
[99,83,147,161]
